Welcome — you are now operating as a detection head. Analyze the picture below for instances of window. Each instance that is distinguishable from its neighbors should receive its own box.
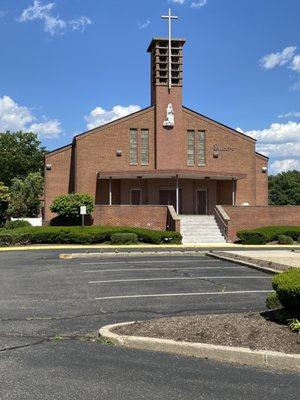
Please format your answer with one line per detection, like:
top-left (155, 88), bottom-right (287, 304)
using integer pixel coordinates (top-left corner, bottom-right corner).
top-left (141, 129), bottom-right (149, 166)
top-left (198, 130), bottom-right (206, 166)
top-left (130, 129), bottom-right (138, 165)
top-left (131, 189), bottom-right (142, 205)
top-left (187, 130), bottom-right (195, 166)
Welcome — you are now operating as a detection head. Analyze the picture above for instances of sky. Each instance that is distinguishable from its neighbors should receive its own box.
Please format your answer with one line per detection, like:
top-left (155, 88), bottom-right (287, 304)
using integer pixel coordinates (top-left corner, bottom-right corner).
top-left (0, 0), bottom-right (299, 174)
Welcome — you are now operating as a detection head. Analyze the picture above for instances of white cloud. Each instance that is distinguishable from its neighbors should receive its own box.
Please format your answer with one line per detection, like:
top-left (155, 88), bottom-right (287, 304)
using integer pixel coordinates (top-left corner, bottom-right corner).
top-left (290, 80), bottom-right (300, 91)
top-left (169, 0), bottom-right (186, 4)
top-left (235, 127), bottom-right (244, 133)
top-left (244, 121), bottom-right (300, 144)
top-left (291, 54), bottom-right (300, 73)
top-left (19, 1), bottom-right (91, 36)
top-left (278, 111), bottom-right (300, 118)
top-left (191, 0), bottom-right (207, 9)
top-left (138, 20), bottom-right (151, 30)
top-left (260, 46), bottom-right (297, 70)
top-left (168, 0), bottom-right (207, 7)
top-left (0, 95), bottom-right (62, 138)
top-left (270, 159), bottom-right (300, 174)
top-left (30, 119), bottom-right (61, 138)
top-left (256, 142), bottom-right (300, 159)
top-left (240, 120), bottom-right (300, 173)
top-left (85, 105), bottom-right (141, 130)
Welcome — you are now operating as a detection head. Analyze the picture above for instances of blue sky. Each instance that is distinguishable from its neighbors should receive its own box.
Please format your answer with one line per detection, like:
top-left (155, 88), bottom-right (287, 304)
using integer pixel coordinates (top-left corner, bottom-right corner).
top-left (0, 0), bottom-right (299, 174)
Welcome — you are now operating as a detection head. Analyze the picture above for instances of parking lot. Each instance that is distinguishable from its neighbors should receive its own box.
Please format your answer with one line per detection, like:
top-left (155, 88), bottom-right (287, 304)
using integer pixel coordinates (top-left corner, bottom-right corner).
top-left (0, 250), bottom-right (299, 400)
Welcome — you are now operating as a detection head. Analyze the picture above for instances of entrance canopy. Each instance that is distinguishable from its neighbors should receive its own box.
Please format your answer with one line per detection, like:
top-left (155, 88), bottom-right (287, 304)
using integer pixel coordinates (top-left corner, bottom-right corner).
top-left (97, 170), bottom-right (246, 180)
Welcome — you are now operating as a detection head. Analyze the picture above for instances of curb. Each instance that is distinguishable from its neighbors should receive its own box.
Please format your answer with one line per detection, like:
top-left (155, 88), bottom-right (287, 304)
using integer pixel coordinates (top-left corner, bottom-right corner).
top-left (59, 250), bottom-right (206, 259)
top-left (1, 244), bottom-right (300, 253)
top-left (99, 322), bottom-right (300, 372)
top-left (206, 252), bottom-right (281, 274)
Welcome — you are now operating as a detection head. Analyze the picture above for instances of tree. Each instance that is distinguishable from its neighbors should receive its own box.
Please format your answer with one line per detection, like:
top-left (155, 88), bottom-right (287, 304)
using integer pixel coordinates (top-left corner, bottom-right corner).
top-left (0, 182), bottom-right (10, 202)
top-left (0, 131), bottom-right (46, 187)
top-left (6, 173), bottom-right (44, 218)
top-left (50, 193), bottom-right (95, 218)
top-left (269, 170), bottom-right (300, 205)
top-left (0, 182), bottom-right (10, 226)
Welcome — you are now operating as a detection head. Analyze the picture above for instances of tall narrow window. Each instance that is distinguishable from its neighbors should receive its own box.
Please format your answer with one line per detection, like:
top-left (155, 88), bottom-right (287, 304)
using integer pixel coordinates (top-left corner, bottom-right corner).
top-left (198, 130), bottom-right (206, 166)
top-left (141, 129), bottom-right (149, 166)
top-left (187, 130), bottom-right (195, 166)
top-left (130, 129), bottom-right (138, 165)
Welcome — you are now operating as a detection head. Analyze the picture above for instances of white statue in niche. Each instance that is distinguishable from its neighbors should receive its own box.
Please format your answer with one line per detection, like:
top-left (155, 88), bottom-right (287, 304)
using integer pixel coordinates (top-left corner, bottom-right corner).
top-left (163, 103), bottom-right (175, 127)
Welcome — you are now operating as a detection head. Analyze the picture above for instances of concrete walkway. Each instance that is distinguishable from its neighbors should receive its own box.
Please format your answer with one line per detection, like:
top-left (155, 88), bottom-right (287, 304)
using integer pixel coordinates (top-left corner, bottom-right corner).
top-left (225, 250), bottom-right (300, 269)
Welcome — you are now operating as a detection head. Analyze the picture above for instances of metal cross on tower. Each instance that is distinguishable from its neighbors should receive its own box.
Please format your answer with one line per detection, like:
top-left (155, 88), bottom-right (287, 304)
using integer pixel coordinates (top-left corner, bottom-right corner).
top-left (161, 9), bottom-right (178, 90)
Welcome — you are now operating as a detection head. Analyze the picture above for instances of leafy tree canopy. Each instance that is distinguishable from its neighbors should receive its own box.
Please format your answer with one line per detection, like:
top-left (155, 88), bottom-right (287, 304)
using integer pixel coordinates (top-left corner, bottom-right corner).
top-left (269, 170), bottom-right (300, 205)
top-left (50, 193), bottom-right (95, 218)
top-left (6, 173), bottom-right (44, 218)
top-left (0, 182), bottom-right (10, 202)
top-left (0, 131), bottom-right (46, 187)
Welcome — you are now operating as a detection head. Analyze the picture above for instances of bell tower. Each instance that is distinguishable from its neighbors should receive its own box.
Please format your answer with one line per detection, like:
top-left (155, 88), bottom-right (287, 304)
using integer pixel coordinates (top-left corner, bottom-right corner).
top-left (147, 37), bottom-right (185, 106)
top-left (147, 10), bottom-right (186, 170)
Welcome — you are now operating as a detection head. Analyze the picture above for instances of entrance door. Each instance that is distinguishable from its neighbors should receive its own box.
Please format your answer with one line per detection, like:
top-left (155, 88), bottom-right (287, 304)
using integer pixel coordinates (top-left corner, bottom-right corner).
top-left (159, 189), bottom-right (182, 213)
top-left (196, 189), bottom-right (208, 214)
top-left (130, 189), bottom-right (142, 205)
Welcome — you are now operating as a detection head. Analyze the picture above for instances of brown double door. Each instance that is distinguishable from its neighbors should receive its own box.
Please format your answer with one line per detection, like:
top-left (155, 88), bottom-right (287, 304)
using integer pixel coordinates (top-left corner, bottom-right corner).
top-left (159, 189), bottom-right (182, 213)
top-left (196, 189), bottom-right (208, 214)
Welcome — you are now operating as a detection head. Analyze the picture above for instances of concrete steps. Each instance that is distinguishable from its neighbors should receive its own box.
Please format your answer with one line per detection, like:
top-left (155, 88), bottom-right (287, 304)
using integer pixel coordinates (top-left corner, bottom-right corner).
top-left (180, 215), bottom-right (226, 244)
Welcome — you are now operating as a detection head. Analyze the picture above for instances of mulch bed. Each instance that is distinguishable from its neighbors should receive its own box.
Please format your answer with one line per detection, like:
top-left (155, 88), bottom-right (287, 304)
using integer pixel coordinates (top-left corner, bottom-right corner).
top-left (113, 311), bottom-right (300, 354)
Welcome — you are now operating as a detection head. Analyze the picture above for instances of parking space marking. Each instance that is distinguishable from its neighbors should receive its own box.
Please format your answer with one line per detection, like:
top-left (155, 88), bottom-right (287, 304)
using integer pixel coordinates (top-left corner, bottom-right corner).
top-left (83, 266), bottom-right (247, 273)
top-left (94, 290), bottom-right (273, 300)
top-left (80, 259), bottom-right (219, 266)
top-left (89, 275), bottom-right (268, 284)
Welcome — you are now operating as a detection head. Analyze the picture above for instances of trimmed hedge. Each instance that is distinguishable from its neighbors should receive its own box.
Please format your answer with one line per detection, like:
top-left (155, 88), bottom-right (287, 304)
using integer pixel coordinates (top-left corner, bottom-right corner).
top-left (266, 292), bottom-right (282, 310)
top-left (4, 220), bottom-right (31, 229)
top-left (111, 233), bottom-right (138, 244)
top-left (237, 226), bottom-right (300, 245)
top-left (278, 235), bottom-right (293, 245)
top-left (0, 226), bottom-right (182, 246)
top-left (272, 268), bottom-right (300, 314)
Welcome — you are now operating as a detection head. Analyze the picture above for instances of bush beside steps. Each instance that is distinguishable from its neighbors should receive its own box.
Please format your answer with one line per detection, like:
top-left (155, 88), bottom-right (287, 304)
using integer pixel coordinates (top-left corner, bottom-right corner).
top-left (237, 226), bottom-right (300, 245)
top-left (0, 226), bottom-right (182, 246)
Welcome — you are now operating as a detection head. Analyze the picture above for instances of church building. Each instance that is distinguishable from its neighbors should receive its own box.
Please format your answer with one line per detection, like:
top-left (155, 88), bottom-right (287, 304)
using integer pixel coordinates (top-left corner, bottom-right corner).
top-left (44, 12), bottom-right (270, 242)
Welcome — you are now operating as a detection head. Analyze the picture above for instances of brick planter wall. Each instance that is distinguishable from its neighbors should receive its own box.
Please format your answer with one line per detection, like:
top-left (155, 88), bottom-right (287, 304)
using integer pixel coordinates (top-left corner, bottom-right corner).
top-left (221, 206), bottom-right (300, 242)
top-left (93, 205), bottom-right (169, 231)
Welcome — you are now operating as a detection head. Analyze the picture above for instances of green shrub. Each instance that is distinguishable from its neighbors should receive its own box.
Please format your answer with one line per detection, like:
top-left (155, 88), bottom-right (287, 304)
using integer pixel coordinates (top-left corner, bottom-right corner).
top-left (277, 235), bottom-right (293, 245)
top-left (272, 268), bottom-right (300, 314)
top-left (111, 233), bottom-right (138, 244)
top-left (237, 226), bottom-right (300, 244)
top-left (12, 233), bottom-right (33, 245)
top-left (236, 230), bottom-right (269, 245)
top-left (50, 193), bottom-right (95, 219)
top-left (0, 226), bottom-right (182, 246)
top-left (0, 233), bottom-right (13, 246)
top-left (288, 318), bottom-right (300, 333)
top-left (297, 236), bottom-right (300, 243)
top-left (266, 292), bottom-right (282, 310)
top-left (4, 220), bottom-right (32, 229)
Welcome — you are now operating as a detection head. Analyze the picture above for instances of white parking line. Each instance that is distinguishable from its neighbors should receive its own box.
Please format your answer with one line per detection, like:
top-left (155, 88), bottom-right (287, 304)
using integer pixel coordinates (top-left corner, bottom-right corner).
top-left (80, 259), bottom-right (219, 266)
top-left (94, 290), bottom-right (273, 300)
top-left (89, 275), bottom-right (269, 284)
top-left (83, 266), bottom-right (247, 273)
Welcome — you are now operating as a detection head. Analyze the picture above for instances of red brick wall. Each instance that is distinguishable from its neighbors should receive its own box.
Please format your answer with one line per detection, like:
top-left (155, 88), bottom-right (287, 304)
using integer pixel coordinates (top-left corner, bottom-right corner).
top-left (93, 205), bottom-right (168, 231)
top-left (223, 206), bottom-right (300, 241)
top-left (76, 107), bottom-right (155, 196)
top-left (255, 154), bottom-right (268, 205)
top-left (44, 146), bottom-right (72, 221)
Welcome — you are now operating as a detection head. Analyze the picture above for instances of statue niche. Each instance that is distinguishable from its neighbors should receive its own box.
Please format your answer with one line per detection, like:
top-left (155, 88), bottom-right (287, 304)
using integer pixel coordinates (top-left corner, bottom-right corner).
top-left (163, 103), bottom-right (175, 128)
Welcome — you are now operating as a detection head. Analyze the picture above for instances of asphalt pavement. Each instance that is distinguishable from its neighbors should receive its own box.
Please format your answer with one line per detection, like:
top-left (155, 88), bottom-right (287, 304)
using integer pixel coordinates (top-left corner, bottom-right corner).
top-left (0, 250), bottom-right (299, 399)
